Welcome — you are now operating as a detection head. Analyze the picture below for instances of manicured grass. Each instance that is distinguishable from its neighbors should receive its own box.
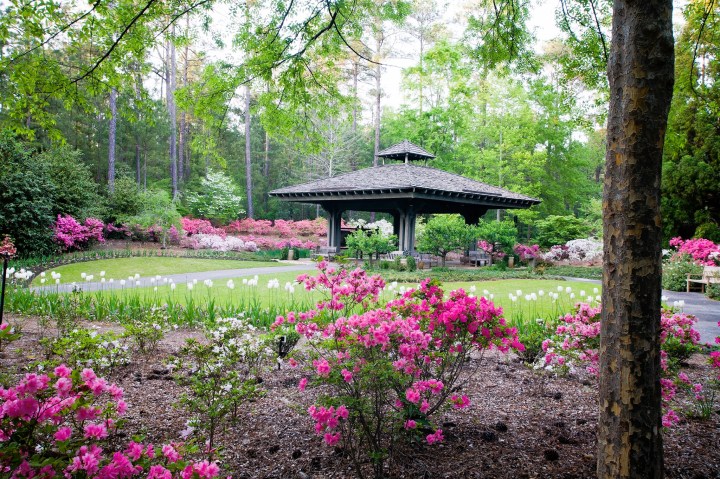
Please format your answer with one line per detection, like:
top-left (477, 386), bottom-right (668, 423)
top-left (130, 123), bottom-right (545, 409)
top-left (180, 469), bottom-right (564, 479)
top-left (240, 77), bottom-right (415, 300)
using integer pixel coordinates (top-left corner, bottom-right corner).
top-left (91, 272), bottom-right (597, 323)
top-left (32, 257), bottom-right (284, 285)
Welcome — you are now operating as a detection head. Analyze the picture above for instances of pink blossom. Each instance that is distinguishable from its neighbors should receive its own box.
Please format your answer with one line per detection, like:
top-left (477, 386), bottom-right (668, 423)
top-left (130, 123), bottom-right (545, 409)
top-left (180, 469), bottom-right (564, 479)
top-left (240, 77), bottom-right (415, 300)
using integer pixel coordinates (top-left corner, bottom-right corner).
top-left (404, 420), bottom-right (417, 430)
top-left (313, 359), bottom-right (331, 377)
top-left (336, 405), bottom-right (349, 420)
top-left (341, 369), bottom-right (353, 383)
top-left (298, 378), bottom-right (308, 391)
top-left (162, 444), bottom-right (181, 463)
top-left (54, 364), bottom-right (72, 378)
top-left (147, 465), bottom-right (173, 479)
top-left (405, 388), bottom-right (420, 404)
top-left (426, 429), bottom-right (444, 444)
top-left (83, 422), bottom-right (108, 439)
top-left (323, 432), bottom-right (341, 446)
top-left (54, 426), bottom-right (72, 442)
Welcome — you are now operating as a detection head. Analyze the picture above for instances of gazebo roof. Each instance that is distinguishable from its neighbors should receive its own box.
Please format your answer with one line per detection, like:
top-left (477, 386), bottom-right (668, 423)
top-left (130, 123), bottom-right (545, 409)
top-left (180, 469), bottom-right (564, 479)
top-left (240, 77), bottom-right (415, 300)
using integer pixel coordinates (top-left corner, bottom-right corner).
top-left (377, 140), bottom-right (435, 161)
top-left (269, 163), bottom-right (540, 211)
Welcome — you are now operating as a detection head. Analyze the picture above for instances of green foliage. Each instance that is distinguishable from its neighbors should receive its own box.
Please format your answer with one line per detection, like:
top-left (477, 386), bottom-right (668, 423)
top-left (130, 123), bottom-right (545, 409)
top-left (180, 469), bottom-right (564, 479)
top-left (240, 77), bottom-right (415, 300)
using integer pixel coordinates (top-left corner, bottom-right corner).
top-left (38, 329), bottom-right (130, 375)
top-left (37, 146), bottom-right (106, 220)
top-left (534, 215), bottom-right (592, 248)
top-left (0, 133), bottom-right (56, 257)
top-left (185, 169), bottom-right (244, 224)
top-left (694, 223), bottom-right (720, 244)
top-left (706, 283), bottom-right (720, 301)
top-left (662, 255), bottom-right (703, 291)
top-left (122, 307), bottom-right (167, 354)
top-left (118, 189), bottom-right (181, 246)
top-left (662, 1), bottom-right (720, 240)
top-left (417, 215), bottom-right (477, 266)
top-left (345, 230), bottom-right (397, 263)
top-left (106, 176), bottom-right (144, 223)
top-left (475, 219), bottom-right (518, 253)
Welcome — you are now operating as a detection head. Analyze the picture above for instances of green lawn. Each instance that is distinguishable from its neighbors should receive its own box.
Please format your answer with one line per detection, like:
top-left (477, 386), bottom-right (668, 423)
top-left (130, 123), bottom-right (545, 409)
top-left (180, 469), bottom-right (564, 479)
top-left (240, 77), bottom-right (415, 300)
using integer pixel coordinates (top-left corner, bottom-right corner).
top-left (90, 271), bottom-right (597, 324)
top-left (33, 257), bottom-right (284, 286)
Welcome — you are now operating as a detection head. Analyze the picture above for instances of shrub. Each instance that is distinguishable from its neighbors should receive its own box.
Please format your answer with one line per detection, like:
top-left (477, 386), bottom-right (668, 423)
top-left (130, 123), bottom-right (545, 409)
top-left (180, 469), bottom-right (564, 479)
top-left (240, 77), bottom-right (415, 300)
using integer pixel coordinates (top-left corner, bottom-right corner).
top-left (53, 215), bottom-right (106, 251)
top-left (274, 264), bottom-right (523, 478)
top-left (38, 329), bottom-right (130, 375)
top-left (668, 237), bottom-right (720, 266)
top-left (706, 283), bottom-right (720, 301)
top-left (535, 215), bottom-right (592, 248)
top-left (0, 134), bottom-right (56, 257)
top-left (172, 316), bottom-right (270, 456)
top-left (0, 363), bottom-right (221, 478)
top-left (475, 219), bottom-right (518, 254)
top-left (417, 215), bottom-right (477, 266)
top-left (662, 254), bottom-right (703, 291)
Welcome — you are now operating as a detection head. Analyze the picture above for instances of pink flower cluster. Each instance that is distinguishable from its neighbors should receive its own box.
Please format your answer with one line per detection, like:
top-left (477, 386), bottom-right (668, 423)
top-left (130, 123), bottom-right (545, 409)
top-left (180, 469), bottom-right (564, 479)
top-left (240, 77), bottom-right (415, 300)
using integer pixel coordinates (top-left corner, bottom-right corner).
top-left (0, 236), bottom-right (16, 258)
top-left (53, 215), bottom-right (105, 251)
top-left (308, 405), bottom-right (348, 446)
top-left (181, 217), bottom-right (226, 237)
top-left (514, 244), bottom-right (540, 261)
top-left (669, 237), bottom-right (720, 266)
top-left (225, 218), bottom-right (327, 237)
top-left (710, 321), bottom-right (720, 381)
top-left (0, 364), bottom-right (222, 478)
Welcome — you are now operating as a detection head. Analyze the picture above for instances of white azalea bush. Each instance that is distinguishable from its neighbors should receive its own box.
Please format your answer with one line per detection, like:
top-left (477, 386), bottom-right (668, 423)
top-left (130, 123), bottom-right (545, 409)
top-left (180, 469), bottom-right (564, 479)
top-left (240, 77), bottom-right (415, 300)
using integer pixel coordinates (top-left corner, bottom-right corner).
top-left (542, 237), bottom-right (603, 265)
top-left (185, 233), bottom-right (259, 252)
top-left (170, 315), bottom-right (275, 456)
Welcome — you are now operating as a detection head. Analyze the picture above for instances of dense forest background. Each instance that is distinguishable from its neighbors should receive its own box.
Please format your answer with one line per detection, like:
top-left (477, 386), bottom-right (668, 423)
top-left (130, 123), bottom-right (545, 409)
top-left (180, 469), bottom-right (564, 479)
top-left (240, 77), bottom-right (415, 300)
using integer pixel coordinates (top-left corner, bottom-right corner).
top-left (0, 0), bottom-right (717, 246)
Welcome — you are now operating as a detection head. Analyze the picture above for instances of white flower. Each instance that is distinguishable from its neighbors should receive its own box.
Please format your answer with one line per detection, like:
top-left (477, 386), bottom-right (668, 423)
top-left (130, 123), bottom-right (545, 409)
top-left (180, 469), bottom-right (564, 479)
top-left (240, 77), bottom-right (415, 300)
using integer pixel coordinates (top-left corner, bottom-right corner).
top-left (40, 278), bottom-right (46, 284)
top-left (580, 290), bottom-right (586, 297)
top-left (227, 280), bottom-right (235, 289)
top-left (120, 279), bottom-right (126, 286)
top-left (134, 273), bottom-right (140, 280)
top-left (204, 279), bottom-right (213, 288)
top-left (56, 279), bottom-right (60, 284)
top-left (557, 286), bottom-right (563, 292)
top-left (570, 293), bottom-right (575, 299)
top-left (101, 278), bottom-right (106, 283)
top-left (171, 283), bottom-right (177, 291)
top-left (100, 271), bottom-right (105, 277)
top-left (40, 272), bottom-right (46, 278)
top-left (593, 288), bottom-right (599, 294)
top-left (469, 285), bottom-right (476, 293)
top-left (193, 279), bottom-right (198, 285)
top-left (242, 278), bottom-right (248, 285)
top-left (81, 273), bottom-right (87, 279)
top-left (565, 287), bottom-right (572, 293)
top-left (538, 289), bottom-right (545, 296)
top-left (153, 287), bottom-right (158, 292)
top-left (661, 295), bottom-right (668, 302)
top-left (187, 283), bottom-right (194, 291)
top-left (516, 290), bottom-right (522, 296)
top-left (85, 275), bottom-right (93, 282)
top-left (595, 295), bottom-right (601, 301)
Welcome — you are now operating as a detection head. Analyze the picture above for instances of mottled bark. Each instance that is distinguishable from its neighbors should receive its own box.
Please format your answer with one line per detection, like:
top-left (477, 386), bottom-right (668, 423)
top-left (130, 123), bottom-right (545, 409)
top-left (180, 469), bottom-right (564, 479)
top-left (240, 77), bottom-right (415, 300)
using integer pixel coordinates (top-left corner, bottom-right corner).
top-left (245, 86), bottom-right (254, 219)
top-left (108, 87), bottom-right (117, 193)
top-left (597, 0), bottom-right (674, 478)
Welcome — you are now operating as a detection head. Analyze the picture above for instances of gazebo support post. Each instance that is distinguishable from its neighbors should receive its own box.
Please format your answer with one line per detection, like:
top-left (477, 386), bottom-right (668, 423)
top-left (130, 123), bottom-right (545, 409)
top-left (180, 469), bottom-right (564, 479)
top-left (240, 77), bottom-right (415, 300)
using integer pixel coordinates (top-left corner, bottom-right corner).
top-left (462, 212), bottom-right (482, 253)
top-left (402, 206), bottom-right (417, 254)
top-left (326, 208), bottom-right (344, 251)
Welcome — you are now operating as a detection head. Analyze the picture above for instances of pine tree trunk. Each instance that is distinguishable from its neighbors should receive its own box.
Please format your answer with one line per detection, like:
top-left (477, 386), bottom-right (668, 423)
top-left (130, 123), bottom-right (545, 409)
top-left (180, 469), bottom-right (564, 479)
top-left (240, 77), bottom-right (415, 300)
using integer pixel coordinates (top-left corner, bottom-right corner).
top-left (108, 87), bottom-right (118, 193)
top-left (134, 73), bottom-right (142, 186)
top-left (178, 19), bottom-right (189, 184)
top-left (167, 32), bottom-right (178, 200)
top-left (245, 86), bottom-right (254, 219)
top-left (597, 0), bottom-right (674, 477)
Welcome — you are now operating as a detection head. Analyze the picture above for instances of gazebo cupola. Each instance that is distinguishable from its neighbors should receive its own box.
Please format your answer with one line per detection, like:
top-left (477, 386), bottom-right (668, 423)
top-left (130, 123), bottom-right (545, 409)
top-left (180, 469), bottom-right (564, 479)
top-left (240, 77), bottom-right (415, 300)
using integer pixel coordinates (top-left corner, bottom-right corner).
top-left (377, 140), bottom-right (435, 164)
top-left (269, 140), bottom-right (540, 253)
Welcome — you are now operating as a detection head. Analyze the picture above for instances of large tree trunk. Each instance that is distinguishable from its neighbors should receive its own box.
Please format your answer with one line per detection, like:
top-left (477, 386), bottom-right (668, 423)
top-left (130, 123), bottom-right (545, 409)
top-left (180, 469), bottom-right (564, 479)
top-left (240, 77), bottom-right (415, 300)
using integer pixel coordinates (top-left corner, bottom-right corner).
top-left (167, 31), bottom-right (178, 200)
top-left (134, 73), bottom-right (143, 186)
top-left (108, 87), bottom-right (118, 193)
top-left (244, 85), bottom-right (254, 218)
top-left (178, 18), bottom-right (189, 184)
top-left (597, 0), bottom-right (674, 478)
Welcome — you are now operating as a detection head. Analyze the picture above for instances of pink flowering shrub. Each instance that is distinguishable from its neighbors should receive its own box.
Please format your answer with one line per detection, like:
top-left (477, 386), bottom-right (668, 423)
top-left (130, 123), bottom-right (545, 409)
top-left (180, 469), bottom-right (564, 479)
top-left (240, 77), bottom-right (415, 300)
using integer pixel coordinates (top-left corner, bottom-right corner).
top-left (514, 244), bottom-right (540, 262)
top-left (710, 321), bottom-right (720, 381)
top-left (0, 364), bottom-right (221, 478)
top-left (53, 215), bottom-right (106, 251)
top-left (181, 218), bottom-right (226, 238)
top-left (540, 303), bottom-right (706, 427)
top-left (274, 263), bottom-right (523, 478)
top-left (225, 218), bottom-right (327, 237)
top-left (669, 237), bottom-right (720, 266)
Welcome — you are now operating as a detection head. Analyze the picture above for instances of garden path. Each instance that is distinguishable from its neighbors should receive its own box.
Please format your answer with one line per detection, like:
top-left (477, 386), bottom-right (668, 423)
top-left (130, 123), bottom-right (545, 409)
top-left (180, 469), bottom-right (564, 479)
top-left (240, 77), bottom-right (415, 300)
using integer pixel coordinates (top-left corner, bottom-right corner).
top-left (563, 277), bottom-right (720, 345)
top-left (32, 262), bottom-right (316, 294)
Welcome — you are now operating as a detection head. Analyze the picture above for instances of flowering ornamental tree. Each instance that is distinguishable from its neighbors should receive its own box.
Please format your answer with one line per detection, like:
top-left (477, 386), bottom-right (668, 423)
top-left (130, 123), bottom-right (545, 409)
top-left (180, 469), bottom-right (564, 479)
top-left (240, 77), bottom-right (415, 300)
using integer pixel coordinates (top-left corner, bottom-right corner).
top-left (540, 303), bottom-right (705, 427)
top-left (274, 263), bottom-right (523, 478)
top-left (668, 237), bottom-right (720, 266)
top-left (53, 215), bottom-right (105, 251)
top-left (0, 364), bottom-right (221, 478)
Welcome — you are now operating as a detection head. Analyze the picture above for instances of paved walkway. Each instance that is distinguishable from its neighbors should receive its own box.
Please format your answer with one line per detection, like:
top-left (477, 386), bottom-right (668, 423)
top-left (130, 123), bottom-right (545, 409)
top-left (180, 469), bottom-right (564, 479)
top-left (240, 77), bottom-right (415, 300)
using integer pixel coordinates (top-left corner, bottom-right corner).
top-left (33, 263), bottom-right (316, 294)
top-left (563, 277), bottom-right (719, 345)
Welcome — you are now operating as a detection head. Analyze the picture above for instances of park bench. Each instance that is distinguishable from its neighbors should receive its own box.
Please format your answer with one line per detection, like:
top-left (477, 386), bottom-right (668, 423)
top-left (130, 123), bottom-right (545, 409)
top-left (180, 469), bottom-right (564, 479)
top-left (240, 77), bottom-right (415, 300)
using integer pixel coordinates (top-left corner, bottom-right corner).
top-left (468, 250), bottom-right (491, 267)
top-left (686, 265), bottom-right (720, 292)
top-left (311, 246), bottom-right (337, 261)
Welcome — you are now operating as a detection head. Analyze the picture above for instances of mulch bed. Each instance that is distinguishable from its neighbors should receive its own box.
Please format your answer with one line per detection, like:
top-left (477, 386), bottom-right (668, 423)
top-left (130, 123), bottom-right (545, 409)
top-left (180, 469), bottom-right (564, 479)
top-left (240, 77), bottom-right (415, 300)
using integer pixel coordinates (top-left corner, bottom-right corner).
top-left (2, 315), bottom-right (719, 479)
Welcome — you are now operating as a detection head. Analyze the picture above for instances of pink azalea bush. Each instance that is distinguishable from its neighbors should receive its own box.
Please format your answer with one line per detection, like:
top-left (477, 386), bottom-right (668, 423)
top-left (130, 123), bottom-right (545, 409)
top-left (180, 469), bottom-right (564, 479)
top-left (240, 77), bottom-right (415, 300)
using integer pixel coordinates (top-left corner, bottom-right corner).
top-left (539, 303), bottom-right (707, 427)
top-left (180, 218), bottom-right (226, 238)
top-left (53, 215), bottom-right (105, 251)
top-left (514, 244), bottom-right (540, 262)
top-left (274, 262), bottom-right (523, 478)
top-left (225, 218), bottom-right (327, 237)
top-left (668, 237), bottom-right (720, 266)
top-left (0, 364), bottom-right (222, 478)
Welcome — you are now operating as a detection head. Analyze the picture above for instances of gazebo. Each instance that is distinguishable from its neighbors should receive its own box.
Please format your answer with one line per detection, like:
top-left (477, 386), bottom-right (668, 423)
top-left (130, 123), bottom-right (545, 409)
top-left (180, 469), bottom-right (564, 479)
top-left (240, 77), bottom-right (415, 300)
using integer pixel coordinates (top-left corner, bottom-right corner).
top-left (269, 140), bottom-right (540, 253)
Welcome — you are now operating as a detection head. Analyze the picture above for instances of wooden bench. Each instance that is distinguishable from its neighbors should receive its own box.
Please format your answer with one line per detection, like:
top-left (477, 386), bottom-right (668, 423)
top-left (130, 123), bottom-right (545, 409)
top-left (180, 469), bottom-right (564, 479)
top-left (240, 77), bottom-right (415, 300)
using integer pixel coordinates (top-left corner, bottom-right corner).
top-left (311, 246), bottom-right (337, 261)
top-left (469, 250), bottom-right (491, 267)
top-left (686, 266), bottom-right (720, 292)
